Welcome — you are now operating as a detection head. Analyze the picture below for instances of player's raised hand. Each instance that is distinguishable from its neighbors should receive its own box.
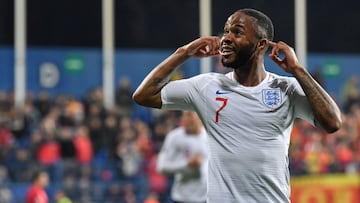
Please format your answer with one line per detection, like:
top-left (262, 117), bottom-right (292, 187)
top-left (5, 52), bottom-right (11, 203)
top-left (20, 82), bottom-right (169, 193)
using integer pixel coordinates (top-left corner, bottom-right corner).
top-left (268, 41), bottom-right (305, 75)
top-left (182, 36), bottom-right (221, 58)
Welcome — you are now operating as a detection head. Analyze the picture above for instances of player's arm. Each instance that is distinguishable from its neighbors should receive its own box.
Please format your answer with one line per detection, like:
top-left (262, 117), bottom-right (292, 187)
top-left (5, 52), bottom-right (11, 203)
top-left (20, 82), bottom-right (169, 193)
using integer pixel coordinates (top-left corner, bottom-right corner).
top-left (157, 150), bottom-right (190, 175)
top-left (156, 135), bottom-right (189, 175)
top-left (133, 36), bottom-right (220, 108)
top-left (268, 41), bottom-right (342, 133)
top-left (157, 154), bottom-right (202, 176)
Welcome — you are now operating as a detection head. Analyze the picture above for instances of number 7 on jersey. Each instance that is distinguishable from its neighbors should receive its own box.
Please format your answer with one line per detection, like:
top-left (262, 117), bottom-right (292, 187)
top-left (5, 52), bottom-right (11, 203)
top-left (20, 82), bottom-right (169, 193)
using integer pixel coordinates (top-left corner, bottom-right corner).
top-left (215, 97), bottom-right (228, 123)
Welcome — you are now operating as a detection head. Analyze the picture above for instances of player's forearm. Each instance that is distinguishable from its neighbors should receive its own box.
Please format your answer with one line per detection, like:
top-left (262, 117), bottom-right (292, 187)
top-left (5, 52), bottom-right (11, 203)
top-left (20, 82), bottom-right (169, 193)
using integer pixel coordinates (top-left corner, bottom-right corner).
top-left (157, 154), bottom-right (188, 175)
top-left (133, 47), bottom-right (190, 108)
top-left (293, 67), bottom-right (342, 133)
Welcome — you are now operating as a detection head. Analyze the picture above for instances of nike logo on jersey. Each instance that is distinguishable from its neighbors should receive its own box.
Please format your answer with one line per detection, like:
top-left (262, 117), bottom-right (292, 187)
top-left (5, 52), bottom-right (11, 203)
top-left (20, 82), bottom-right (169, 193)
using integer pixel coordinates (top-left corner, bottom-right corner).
top-left (216, 90), bottom-right (231, 95)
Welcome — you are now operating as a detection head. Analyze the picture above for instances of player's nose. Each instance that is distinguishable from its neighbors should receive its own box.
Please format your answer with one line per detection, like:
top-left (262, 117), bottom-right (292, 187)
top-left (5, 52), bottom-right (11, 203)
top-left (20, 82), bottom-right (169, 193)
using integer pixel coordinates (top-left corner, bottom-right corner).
top-left (221, 33), bottom-right (233, 46)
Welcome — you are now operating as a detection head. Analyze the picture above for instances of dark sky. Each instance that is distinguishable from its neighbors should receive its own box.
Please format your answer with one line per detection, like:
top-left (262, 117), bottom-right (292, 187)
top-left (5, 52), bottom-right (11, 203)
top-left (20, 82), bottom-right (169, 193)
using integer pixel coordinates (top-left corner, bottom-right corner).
top-left (1, 0), bottom-right (359, 53)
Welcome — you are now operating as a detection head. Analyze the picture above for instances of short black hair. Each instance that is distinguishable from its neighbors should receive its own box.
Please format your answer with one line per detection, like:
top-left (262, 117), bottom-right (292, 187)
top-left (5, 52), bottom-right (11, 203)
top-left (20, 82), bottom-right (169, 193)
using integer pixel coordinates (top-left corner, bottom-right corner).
top-left (237, 8), bottom-right (274, 41)
top-left (31, 170), bottom-right (47, 182)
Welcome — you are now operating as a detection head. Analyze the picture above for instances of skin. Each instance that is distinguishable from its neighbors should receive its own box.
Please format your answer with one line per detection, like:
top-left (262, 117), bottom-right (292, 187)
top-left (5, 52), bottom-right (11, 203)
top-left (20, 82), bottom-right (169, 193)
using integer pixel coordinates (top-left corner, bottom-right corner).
top-left (133, 11), bottom-right (342, 133)
top-left (182, 111), bottom-right (202, 135)
top-left (35, 172), bottom-right (49, 188)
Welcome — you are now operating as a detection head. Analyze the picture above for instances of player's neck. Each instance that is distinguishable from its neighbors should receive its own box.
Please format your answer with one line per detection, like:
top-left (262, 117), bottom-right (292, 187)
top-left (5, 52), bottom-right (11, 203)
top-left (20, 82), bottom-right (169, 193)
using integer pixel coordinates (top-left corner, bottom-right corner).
top-left (233, 62), bottom-right (266, 87)
top-left (34, 182), bottom-right (45, 188)
top-left (186, 126), bottom-right (202, 136)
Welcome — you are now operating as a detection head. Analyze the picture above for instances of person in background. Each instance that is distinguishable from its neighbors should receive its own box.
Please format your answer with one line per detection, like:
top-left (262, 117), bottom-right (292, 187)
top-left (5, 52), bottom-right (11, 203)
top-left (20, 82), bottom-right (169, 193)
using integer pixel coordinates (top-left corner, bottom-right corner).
top-left (157, 111), bottom-right (208, 203)
top-left (26, 170), bottom-right (49, 203)
top-left (115, 77), bottom-right (134, 117)
top-left (55, 190), bottom-right (72, 203)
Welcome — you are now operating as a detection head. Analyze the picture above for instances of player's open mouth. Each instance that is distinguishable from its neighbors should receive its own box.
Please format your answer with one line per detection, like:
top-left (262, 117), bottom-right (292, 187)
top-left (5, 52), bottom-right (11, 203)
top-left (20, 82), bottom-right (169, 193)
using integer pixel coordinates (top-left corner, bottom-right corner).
top-left (220, 46), bottom-right (235, 56)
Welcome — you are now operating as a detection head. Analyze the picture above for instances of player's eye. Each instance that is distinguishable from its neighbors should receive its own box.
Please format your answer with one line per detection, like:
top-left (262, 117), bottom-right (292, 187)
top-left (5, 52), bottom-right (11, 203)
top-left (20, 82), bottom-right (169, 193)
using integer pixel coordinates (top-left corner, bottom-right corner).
top-left (234, 29), bottom-right (243, 36)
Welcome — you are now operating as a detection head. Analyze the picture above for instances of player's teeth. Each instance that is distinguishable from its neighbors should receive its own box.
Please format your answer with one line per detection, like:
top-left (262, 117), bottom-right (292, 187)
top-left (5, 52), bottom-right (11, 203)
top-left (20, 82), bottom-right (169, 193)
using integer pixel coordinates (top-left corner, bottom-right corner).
top-left (222, 48), bottom-right (232, 52)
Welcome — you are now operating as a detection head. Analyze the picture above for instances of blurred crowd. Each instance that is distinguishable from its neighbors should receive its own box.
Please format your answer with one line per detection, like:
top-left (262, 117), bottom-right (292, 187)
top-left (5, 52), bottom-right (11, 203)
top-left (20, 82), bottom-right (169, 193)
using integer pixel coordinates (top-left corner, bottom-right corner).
top-left (0, 76), bottom-right (359, 203)
top-left (290, 75), bottom-right (360, 175)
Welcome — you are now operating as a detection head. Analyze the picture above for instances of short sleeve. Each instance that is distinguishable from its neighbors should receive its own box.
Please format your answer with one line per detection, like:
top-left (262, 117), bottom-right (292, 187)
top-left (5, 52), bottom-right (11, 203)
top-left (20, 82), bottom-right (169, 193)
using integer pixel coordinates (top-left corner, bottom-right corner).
top-left (291, 79), bottom-right (315, 126)
top-left (161, 75), bottom-right (205, 110)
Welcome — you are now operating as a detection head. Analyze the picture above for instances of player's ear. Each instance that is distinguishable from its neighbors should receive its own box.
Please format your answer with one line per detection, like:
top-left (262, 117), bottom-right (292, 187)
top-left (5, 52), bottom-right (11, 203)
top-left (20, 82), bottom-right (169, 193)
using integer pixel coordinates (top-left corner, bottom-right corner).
top-left (258, 38), bottom-right (268, 49)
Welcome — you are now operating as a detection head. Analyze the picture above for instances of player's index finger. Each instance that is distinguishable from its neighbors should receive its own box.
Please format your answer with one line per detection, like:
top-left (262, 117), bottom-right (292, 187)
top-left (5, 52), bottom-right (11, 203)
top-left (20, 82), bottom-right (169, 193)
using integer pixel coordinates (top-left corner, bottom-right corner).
top-left (267, 41), bottom-right (277, 47)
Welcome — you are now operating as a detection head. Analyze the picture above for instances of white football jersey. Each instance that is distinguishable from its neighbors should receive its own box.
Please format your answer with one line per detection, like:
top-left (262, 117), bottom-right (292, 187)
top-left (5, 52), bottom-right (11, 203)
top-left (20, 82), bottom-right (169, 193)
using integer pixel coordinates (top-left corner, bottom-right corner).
top-left (161, 71), bottom-right (314, 203)
top-left (157, 127), bottom-right (208, 202)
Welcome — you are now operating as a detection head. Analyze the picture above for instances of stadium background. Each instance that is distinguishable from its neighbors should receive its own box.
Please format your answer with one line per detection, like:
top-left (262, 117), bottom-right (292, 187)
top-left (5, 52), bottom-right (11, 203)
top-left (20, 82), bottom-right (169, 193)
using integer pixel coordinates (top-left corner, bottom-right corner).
top-left (0, 0), bottom-right (360, 202)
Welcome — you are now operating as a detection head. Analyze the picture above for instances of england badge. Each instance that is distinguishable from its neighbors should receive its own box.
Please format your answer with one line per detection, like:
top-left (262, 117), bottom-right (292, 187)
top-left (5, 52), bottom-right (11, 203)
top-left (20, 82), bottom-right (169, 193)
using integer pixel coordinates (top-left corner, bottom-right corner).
top-left (262, 89), bottom-right (282, 108)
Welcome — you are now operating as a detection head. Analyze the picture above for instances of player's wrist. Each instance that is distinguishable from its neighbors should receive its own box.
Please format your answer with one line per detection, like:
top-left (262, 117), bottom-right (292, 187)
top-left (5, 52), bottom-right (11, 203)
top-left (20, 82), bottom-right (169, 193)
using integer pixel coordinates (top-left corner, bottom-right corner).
top-left (291, 65), bottom-right (308, 77)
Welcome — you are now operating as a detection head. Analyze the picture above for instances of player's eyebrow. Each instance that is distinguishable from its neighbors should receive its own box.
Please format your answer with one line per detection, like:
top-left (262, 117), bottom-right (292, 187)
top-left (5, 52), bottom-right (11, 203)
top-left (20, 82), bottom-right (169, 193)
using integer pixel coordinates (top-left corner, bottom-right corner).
top-left (234, 23), bottom-right (246, 29)
top-left (224, 23), bottom-right (246, 29)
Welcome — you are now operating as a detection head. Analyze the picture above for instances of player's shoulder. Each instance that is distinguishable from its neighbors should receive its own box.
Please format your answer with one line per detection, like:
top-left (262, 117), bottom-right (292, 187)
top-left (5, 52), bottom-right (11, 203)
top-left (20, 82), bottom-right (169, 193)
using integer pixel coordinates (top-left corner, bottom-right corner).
top-left (184, 72), bottom-right (232, 90)
top-left (267, 72), bottom-right (295, 81)
top-left (266, 72), bottom-right (298, 88)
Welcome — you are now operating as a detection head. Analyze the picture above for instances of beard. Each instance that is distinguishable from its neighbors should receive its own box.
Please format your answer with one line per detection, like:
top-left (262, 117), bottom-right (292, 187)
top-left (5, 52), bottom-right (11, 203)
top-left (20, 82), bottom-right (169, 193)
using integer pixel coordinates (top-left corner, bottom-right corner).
top-left (221, 44), bottom-right (256, 69)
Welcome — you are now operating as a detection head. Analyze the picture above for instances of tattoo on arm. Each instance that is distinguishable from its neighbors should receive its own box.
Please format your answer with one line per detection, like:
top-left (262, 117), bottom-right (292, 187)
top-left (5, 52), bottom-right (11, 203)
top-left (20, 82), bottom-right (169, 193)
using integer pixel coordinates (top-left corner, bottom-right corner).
top-left (151, 77), bottom-right (170, 94)
top-left (151, 78), bottom-right (163, 87)
top-left (296, 70), bottom-right (340, 131)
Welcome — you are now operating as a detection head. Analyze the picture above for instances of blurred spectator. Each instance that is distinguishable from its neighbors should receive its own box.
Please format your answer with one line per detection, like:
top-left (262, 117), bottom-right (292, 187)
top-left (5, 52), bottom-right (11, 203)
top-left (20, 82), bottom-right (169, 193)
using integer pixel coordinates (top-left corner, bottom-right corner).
top-left (36, 123), bottom-right (60, 166)
top-left (335, 141), bottom-right (354, 172)
top-left (103, 114), bottom-right (119, 157)
top-left (119, 116), bottom-right (132, 131)
top-left (151, 121), bottom-right (168, 154)
top-left (85, 87), bottom-right (104, 107)
top-left (36, 118), bottom-right (61, 181)
top-left (303, 130), bottom-right (332, 174)
top-left (0, 91), bottom-right (11, 111)
top-left (87, 116), bottom-right (104, 155)
top-left (8, 148), bottom-right (36, 182)
top-left (116, 127), bottom-right (143, 178)
top-left (146, 154), bottom-right (168, 200)
top-left (24, 96), bottom-right (41, 131)
top-left (0, 185), bottom-right (12, 203)
top-left (0, 121), bottom-right (13, 161)
top-left (73, 126), bottom-right (93, 164)
top-left (9, 106), bottom-right (29, 140)
top-left (57, 96), bottom-right (84, 127)
top-left (58, 127), bottom-right (76, 159)
top-left (0, 165), bottom-right (10, 184)
top-left (77, 174), bottom-right (92, 202)
top-left (29, 129), bottom-right (43, 159)
top-left (56, 96), bottom-right (73, 127)
top-left (123, 183), bottom-right (137, 203)
top-left (26, 170), bottom-right (49, 203)
top-left (340, 76), bottom-right (360, 113)
top-left (35, 91), bottom-right (53, 118)
top-left (62, 175), bottom-right (78, 201)
top-left (54, 190), bottom-right (72, 203)
top-left (134, 119), bottom-right (153, 160)
top-left (105, 183), bottom-right (122, 203)
top-left (143, 192), bottom-right (160, 203)
top-left (66, 97), bottom-right (84, 126)
top-left (115, 77), bottom-right (133, 117)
